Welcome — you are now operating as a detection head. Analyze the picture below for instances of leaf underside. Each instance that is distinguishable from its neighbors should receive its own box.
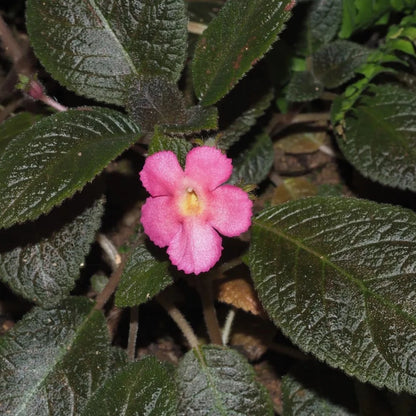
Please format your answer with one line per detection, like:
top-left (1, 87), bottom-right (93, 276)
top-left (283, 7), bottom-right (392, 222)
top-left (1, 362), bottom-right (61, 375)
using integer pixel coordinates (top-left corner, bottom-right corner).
top-left (249, 197), bottom-right (416, 395)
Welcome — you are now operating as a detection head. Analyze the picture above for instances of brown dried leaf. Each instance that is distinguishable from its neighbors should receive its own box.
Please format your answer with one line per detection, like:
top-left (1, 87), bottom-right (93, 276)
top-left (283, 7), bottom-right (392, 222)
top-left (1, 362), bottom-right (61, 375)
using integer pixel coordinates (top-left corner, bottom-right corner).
top-left (272, 177), bottom-right (318, 205)
top-left (276, 132), bottom-right (326, 154)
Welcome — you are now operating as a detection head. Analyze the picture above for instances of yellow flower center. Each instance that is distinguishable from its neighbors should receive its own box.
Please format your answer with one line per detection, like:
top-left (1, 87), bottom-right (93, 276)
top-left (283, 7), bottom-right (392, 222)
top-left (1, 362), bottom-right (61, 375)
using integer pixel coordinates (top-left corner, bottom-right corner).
top-left (180, 187), bottom-right (204, 216)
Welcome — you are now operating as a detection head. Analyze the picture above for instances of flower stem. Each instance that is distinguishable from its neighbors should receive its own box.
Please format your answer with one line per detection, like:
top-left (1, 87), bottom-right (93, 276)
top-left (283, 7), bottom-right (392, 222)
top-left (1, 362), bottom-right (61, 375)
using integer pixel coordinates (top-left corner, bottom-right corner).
top-left (127, 306), bottom-right (139, 361)
top-left (222, 308), bottom-right (236, 345)
top-left (198, 274), bottom-right (223, 345)
top-left (157, 293), bottom-right (199, 349)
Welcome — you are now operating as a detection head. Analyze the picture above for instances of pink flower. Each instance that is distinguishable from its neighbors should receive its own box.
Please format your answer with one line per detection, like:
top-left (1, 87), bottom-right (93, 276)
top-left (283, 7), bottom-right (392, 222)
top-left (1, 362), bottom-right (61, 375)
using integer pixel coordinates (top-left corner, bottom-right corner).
top-left (140, 146), bottom-right (253, 275)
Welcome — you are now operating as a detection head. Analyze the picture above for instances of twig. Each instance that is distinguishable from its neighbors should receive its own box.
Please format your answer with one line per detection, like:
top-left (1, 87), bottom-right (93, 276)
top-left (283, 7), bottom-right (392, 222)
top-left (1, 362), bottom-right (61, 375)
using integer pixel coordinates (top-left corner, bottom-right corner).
top-left (222, 308), bottom-right (236, 345)
top-left (127, 306), bottom-right (139, 361)
top-left (0, 97), bottom-right (24, 123)
top-left (188, 21), bottom-right (207, 35)
top-left (97, 233), bottom-right (122, 270)
top-left (93, 253), bottom-right (128, 311)
top-left (0, 14), bottom-right (24, 63)
top-left (197, 274), bottom-right (223, 345)
top-left (157, 293), bottom-right (199, 349)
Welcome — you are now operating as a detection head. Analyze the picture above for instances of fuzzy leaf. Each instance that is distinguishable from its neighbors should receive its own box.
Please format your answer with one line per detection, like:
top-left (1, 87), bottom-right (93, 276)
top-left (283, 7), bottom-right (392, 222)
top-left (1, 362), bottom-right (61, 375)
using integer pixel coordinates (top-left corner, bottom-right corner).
top-left (165, 105), bottom-right (219, 134)
top-left (81, 357), bottom-right (177, 416)
top-left (338, 84), bottom-right (416, 191)
top-left (229, 133), bottom-right (274, 184)
top-left (148, 129), bottom-right (193, 168)
top-left (312, 40), bottom-right (370, 88)
top-left (0, 198), bottom-right (104, 307)
top-left (176, 345), bottom-right (273, 415)
top-left (0, 297), bottom-right (115, 416)
top-left (308, 0), bottom-right (343, 47)
top-left (0, 108), bottom-right (140, 228)
top-left (26, 0), bottom-right (187, 105)
top-left (218, 90), bottom-right (274, 151)
top-left (249, 197), bottom-right (416, 394)
top-left (126, 77), bottom-right (187, 133)
top-left (192, 0), bottom-right (291, 105)
top-left (115, 244), bottom-right (173, 307)
top-left (282, 363), bottom-right (358, 416)
top-left (0, 112), bottom-right (43, 153)
top-left (286, 71), bottom-right (323, 102)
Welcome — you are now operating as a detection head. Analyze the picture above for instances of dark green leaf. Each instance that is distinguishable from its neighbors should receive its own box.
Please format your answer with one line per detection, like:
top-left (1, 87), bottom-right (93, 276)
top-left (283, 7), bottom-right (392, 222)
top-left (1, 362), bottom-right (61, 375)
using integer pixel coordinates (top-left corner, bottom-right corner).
top-left (81, 357), bottom-right (177, 416)
top-left (192, 0), bottom-right (292, 105)
top-left (218, 90), bottom-right (274, 151)
top-left (165, 105), bottom-right (219, 134)
top-left (26, 0), bottom-right (187, 105)
top-left (0, 198), bottom-right (104, 307)
top-left (0, 112), bottom-right (43, 153)
top-left (176, 345), bottom-right (273, 415)
top-left (187, 0), bottom-right (222, 25)
top-left (115, 244), bottom-right (173, 307)
top-left (0, 107), bottom-right (140, 228)
top-left (312, 40), bottom-right (370, 88)
top-left (0, 297), bottom-right (114, 416)
top-left (229, 133), bottom-right (274, 184)
top-left (338, 84), bottom-right (416, 191)
top-left (126, 77), bottom-right (187, 133)
top-left (249, 197), bottom-right (416, 394)
top-left (148, 129), bottom-right (193, 168)
top-left (282, 363), bottom-right (358, 416)
top-left (286, 71), bottom-right (323, 102)
top-left (308, 0), bottom-right (343, 47)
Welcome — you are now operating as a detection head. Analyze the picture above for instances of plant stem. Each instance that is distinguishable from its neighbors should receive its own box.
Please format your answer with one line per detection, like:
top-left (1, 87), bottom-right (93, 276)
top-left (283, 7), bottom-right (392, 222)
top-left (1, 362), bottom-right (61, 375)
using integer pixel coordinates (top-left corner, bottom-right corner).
top-left (0, 14), bottom-right (24, 63)
top-left (157, 293), bottom-right (199, 349)
top-left (127, 306), bottom-right (139, 361)
top-left (39, 93), bottom-right (68, 112)
top-left (198, 274), bottom-right (223, 345)
top-left (222, 308), bottom-right (236, 345)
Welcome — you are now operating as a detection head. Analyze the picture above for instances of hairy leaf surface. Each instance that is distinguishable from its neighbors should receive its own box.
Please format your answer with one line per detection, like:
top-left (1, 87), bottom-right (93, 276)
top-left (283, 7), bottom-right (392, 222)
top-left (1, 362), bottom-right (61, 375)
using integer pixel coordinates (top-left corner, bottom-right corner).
top-left (249, 197), bottom-right (416, 394)
top-left (0, 297), bottom-right (114, 416)
top-left (229, 133), bottom-right (274, 185)
top-left (0, 108), bottom-right (140, 228)
top-left (339, 84), bottom-right (416, 191)
top-left (176, 345), bottom-right (273, 415)
top-left (192, 0), bottom-right (291, 105)
top-left (81, 358), bottom-right (177, 415)
top-left (26, 0), bottom-right (187, 105)
top-left (0, 199), bottom-right (104, 307)
top-left (115, 244), bottom-right (173, 307)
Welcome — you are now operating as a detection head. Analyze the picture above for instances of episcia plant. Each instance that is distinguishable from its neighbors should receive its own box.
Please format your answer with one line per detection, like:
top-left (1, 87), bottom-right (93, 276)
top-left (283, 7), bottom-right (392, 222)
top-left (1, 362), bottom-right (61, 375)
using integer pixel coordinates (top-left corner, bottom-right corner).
top-left (1, 0), bottom-right (416, 414)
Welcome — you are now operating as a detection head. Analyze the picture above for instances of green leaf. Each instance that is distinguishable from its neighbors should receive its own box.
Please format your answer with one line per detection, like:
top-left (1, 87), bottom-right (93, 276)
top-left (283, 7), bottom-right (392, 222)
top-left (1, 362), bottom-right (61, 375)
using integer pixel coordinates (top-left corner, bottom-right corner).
top-left (176, 345), bottom-right (273, 415)
top-left (192, 0), bottom-right (292, 106)
top-left (217, 90), bottom-right (274, 151)
top-left (0, 198), bottom-right (104, 307)
top-left (0, 297), bottom-right (114, 416)
top-left (26, 0), bottom-right (187, 105)
top-left (81, 357), bottom-right (177, 416)
top-left (308, 0), bottom-right (343, 47)
top-left (115, 244), bottom-right (173, 307)
top-left (339, 0), bottom-right (391, 38)
top-left (187, 0), bottom-right (222, 25)
top-left (0, 112), bottom-right (43, 154)
top-left (286, 71), bottom-right (323, 102)
top-left (126, 77), bottom-right (187, 133)
top-left (229, 133), bottom-right (274, 185)
top-left (249, 196), bottom-right (416, 394)
top-left (312, 40), bottom-right (370, 89)
top-left (165, 105), bottom-right (219, 134)
top-left (338, 84), bottom-right (416, 191)
top-left (282, 363), bottom-right (358, 416)
top-left (148, 129), bottom-right (193, 168)
top-left (0, 107), bottom-right (140, 228)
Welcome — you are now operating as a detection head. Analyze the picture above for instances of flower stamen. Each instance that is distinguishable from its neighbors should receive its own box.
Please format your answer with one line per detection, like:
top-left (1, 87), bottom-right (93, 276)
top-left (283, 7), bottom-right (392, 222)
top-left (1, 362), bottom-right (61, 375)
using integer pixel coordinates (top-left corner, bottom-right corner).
top-left (181, 187), bottom-right (203, 216)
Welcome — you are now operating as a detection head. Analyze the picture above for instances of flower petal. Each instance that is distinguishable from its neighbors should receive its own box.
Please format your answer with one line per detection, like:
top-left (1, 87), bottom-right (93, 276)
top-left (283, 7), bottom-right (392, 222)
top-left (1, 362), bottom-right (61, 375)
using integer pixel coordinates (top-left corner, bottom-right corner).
top-left (185, 146), bottom-right (232, 190)
top-left (140, 151), bottom-right (184, 197)
top-left (167, 219), bottom-right (222, 274)
top-left (208, 185), bottom-right (253, 236)
top-left (141, 196), bottom-right (181, 247)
